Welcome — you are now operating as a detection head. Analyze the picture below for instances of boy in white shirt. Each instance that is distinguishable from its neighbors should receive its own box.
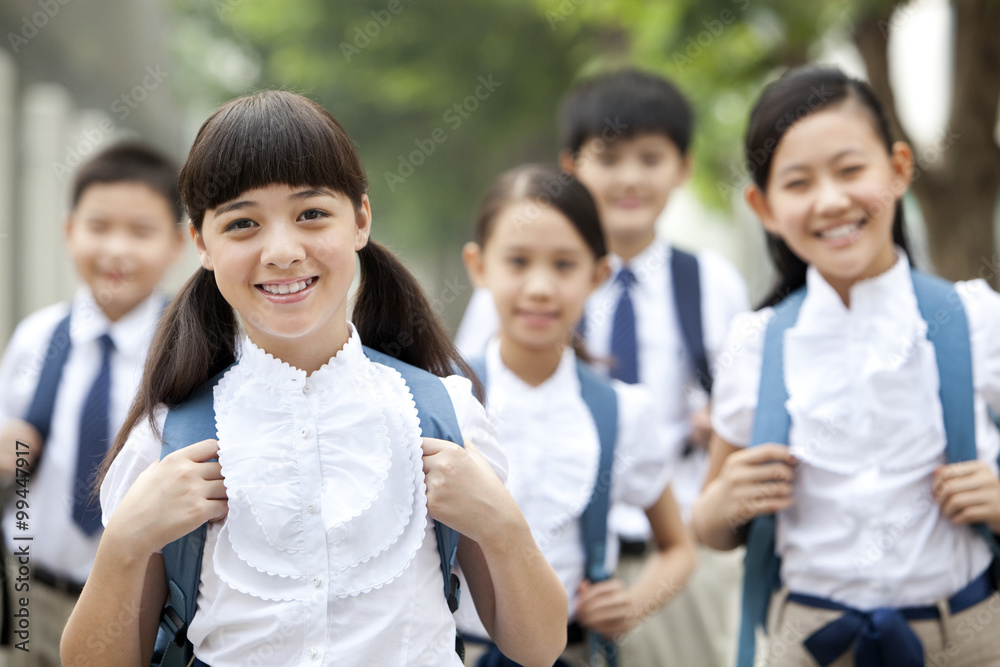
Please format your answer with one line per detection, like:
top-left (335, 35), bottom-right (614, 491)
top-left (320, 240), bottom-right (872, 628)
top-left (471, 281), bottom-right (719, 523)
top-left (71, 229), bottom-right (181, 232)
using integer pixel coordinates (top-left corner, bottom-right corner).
top-left (456, 68), bottom-right (749, 666)
top-left (0, 143), bottom-right (184, 666)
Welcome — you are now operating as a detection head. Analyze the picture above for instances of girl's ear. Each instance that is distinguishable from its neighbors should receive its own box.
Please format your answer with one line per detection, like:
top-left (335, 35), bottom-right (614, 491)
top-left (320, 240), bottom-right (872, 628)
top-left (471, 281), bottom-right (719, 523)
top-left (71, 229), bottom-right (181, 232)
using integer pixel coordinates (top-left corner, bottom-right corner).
top-left (592, 256), bottom-right (611, 291)
top-left (462, 241), bottom-right (487, 288)
top-left (890, 141), bottom-right (914, 194)
top-left (190, 223), bottom-right (214, 271)
top-left (558, 150), bottom-right (577, 175)
top-left (745, 183), bottom-right (779, 235)
top-left (355, 194), bottom-right (373, 250)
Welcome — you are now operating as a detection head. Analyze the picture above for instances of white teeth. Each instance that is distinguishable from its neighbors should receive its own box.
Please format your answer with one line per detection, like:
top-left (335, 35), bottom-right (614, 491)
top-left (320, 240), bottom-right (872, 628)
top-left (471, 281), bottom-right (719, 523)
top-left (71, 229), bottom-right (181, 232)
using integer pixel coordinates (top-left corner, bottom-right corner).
top-left (820, 222), bottom-right (861, 239)
top-left (261, 279), bottom-right (312, 295)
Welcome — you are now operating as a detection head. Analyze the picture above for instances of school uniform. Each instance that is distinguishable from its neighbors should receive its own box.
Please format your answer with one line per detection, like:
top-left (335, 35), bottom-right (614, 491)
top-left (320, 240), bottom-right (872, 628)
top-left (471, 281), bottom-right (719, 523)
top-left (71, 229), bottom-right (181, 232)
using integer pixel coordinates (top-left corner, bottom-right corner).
top-left (102, 326), bottom-right (505, 667)
top-left (0, 287), bottom-right (163, 667)
top-left (455, 340), bottom-right (677, 665)
top-left (712, 252), bottom-right (1000, 666)
top-left (584, 237), bottom-right (749, 667)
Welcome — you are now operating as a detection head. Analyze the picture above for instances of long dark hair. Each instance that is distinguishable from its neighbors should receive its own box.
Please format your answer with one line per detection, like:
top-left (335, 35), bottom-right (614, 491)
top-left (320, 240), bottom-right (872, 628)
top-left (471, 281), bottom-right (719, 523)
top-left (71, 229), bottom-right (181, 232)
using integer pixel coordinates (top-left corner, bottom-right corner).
top-left (474, 164), bottom-right (606, 359)
top-left (746, 66), bottom-right (910, 308)
top-left (103, 91), bottom-right (478, 478)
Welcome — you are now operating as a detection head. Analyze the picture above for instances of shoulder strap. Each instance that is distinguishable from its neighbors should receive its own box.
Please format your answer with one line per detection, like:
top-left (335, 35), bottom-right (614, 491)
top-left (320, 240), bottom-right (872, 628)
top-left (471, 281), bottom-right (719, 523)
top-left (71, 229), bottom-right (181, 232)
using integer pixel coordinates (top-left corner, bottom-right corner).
top-left (23, 313), bottom-right (73, 446)
top-left (670, 247), bottom-right (712, 393)
top-left (155, 368), bottom-right (228, 667)
top-left (465, 355), bottom-right (487, 391)
top-left (575, 361), bottom-right (620, 667)
top-left (362, 346), bottom-right (465, 612)
top-left (910, 272), bottom-right (1000, 564)
top-left (575, 361), bottom-right (619, 583)
top-left (737, 288), bottom-right (805, 667)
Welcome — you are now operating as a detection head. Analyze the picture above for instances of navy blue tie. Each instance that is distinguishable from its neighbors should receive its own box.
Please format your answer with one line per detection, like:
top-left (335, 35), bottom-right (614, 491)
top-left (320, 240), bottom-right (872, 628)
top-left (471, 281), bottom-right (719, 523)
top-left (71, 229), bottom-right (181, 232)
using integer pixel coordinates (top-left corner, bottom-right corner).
top-left (73, 334), bottom-right (114, 536)
top-left (610, 268), bottom-right (638, 384)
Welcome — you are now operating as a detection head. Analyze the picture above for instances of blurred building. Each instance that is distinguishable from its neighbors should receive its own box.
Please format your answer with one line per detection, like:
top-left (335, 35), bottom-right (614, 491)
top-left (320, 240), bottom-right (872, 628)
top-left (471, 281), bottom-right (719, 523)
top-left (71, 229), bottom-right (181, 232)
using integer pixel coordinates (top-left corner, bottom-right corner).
top-left (0, 0), bottom-right (188, 343)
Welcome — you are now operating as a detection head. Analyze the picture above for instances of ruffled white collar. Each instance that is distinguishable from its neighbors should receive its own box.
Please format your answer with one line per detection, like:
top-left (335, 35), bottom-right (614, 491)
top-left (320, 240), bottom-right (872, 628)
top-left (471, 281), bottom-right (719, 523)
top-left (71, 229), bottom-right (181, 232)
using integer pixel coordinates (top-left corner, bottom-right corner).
top-left (211, 329), bottom-right (429, 600)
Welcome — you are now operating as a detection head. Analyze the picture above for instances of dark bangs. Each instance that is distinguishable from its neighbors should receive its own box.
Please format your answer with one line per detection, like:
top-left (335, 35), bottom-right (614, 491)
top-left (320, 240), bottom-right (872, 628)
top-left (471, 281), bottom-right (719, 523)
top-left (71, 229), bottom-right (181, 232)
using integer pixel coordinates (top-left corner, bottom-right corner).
top-left (179, 90), bottom-right (368, 229)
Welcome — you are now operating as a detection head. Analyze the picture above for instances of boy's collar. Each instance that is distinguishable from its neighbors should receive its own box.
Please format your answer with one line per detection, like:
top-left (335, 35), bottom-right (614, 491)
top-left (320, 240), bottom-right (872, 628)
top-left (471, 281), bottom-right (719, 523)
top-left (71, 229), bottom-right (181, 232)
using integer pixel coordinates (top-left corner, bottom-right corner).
top-left (70, 286), bottom-right (163, 354)
top-left (607, 235), bottom-right (670, 283)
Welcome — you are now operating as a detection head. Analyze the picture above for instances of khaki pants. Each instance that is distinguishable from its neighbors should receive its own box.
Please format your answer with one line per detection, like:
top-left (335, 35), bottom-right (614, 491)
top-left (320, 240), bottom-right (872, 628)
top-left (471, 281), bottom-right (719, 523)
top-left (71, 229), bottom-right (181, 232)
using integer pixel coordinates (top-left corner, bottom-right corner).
top-left (615, 543), bottom-right (743, 667)
top-left (761, 587), bottom-right (1000, 667)
top-left (0, 564), bottom-right (78, 667)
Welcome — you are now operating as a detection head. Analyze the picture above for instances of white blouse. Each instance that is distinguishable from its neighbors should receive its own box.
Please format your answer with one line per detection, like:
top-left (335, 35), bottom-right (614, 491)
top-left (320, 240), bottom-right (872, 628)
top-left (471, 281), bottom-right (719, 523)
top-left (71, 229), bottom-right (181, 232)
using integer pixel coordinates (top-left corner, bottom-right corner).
top-left (712, 253), bottom-right (1000, 609)
top-left (102, 327), bottom-right (505, 667)
top-left (455, 341), bottom-right (679, 639)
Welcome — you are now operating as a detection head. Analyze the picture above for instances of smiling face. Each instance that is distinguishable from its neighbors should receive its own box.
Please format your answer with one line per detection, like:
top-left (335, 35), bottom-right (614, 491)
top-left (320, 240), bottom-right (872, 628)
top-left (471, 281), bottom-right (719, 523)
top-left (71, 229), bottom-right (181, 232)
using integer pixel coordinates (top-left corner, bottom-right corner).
top-left (193, 183), bottom-right (370, 370)
top-left (466, 200), bottom-right (608, 357)
top-left (65, 182), bottom-right (184, 321)
top-left (747, 99), bottom-right (913, 300)
top-left (567, 132), bottom-right (690, 260)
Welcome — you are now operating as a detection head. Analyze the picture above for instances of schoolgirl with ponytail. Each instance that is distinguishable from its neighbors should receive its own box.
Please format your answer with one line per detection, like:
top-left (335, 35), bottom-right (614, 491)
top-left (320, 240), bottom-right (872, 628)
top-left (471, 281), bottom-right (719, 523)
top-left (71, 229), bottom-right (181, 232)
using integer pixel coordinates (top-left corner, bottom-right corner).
top-left (61, 91), bottom-right (566, 667)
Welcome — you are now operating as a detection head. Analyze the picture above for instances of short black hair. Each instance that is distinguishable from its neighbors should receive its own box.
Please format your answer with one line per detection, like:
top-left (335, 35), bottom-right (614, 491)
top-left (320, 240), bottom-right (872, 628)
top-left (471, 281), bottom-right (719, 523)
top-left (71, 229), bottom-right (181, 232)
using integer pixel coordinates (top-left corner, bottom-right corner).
top-left (559, 68), bottom-right (694, 157)
top-left (72, 142), bottom-right (182, 223)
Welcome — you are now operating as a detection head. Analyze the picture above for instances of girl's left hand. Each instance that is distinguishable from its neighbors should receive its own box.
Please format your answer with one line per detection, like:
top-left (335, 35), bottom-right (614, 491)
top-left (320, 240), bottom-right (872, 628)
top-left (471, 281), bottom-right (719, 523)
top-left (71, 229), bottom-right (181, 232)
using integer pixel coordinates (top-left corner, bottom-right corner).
top-left (574, 578), bottom-right (637, 640)
top-left (421, 437), bottom-right (515, 544)
top-left (933, 461), bottom-right (1000, 534)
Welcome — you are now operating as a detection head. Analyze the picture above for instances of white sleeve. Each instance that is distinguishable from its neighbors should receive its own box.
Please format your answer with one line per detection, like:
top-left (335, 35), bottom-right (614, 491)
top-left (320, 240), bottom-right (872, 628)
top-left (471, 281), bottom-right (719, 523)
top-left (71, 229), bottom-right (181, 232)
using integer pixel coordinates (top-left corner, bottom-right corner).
top-left (454, 288), bottom-right (500, 360)
top-left (959, 279), bottom-right (1000, 413)
top-left (441, 374), bottom-right (507, 484)
top-left (101, 405), bottom-right (167, 527)
top-left (710, 309), bottom-right (772, 448)
top-left (609, 381), bottom-right (681, 509)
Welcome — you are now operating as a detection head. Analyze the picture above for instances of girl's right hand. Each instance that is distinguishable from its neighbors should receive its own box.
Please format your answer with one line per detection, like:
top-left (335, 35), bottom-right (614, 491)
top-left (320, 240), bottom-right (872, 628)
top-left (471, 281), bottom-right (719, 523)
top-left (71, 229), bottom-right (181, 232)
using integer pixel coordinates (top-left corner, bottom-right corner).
top-left (104, 438), bottom-right (228, 556)
top-left (693, 440), bottom-right (796, 550)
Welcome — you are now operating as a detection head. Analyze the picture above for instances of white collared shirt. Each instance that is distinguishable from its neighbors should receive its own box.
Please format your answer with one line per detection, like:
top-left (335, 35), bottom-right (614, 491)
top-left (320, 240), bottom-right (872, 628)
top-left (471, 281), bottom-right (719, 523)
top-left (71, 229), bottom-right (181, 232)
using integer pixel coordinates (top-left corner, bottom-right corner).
top-left (102, 327), bottom-right (505, 667)
top-left (454, 341), bottom-right (677, 638)
top-left (455, 237), bottom-right (750, 531)
top-left (712, 253), bottom-right (1000, 609)
top-left (0, 287), bottom-right (163, 583)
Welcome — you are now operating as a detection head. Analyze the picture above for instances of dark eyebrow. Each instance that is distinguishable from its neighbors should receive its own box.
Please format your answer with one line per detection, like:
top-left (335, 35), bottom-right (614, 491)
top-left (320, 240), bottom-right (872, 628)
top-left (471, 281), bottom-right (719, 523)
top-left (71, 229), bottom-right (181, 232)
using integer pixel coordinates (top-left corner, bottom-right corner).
top-left (214, 199), bottom-right (253, 216)
top-left (290, 188), bottom-right (336, 200)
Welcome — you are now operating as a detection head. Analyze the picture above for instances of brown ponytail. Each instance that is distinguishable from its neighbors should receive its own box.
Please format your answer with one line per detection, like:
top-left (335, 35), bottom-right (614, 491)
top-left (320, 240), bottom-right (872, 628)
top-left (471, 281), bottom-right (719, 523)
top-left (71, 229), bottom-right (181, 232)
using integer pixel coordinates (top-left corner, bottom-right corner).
top-left (355, 240), bottom-right (484, 401)
top-left (100, 267), bottom-right (238, 483)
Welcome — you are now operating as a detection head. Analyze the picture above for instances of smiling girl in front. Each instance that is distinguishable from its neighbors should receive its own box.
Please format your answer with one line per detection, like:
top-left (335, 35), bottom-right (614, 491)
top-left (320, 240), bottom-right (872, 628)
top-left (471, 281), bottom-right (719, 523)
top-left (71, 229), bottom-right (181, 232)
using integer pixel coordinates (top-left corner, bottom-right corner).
top-left (459, 165), bottom-right (695, 666)
top-left (692, 67), bottom-right (1000, 667)
top-left (59, 91), bottom-right (566, 667)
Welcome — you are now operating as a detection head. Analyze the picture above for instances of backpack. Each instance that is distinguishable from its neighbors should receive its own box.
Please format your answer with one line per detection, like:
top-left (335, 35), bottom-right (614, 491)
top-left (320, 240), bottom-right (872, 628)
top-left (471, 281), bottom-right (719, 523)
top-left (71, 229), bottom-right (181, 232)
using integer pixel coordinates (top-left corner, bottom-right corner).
top-left (736, 270), bottom-right (1000, 667)
top-left (670, 247), bottom-right (712, 394)
top-left (466, 355), bottom-right (620, 667)
top-left (152, 347), bottom-right (465, 667)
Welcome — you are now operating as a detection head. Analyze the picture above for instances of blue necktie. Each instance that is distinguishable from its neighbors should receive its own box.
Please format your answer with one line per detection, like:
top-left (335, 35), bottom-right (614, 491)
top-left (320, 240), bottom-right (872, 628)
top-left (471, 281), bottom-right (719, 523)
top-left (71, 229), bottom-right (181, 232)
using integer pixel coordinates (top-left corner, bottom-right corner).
top-left (610, 268), bottom-right (638, 384)
top-left (73, 334), bottom-right (114, 536)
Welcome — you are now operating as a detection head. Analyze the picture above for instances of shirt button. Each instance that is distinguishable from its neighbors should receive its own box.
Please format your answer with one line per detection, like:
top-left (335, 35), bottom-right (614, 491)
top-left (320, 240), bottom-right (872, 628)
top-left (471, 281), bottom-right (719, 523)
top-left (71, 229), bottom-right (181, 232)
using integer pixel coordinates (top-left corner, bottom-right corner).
top-left (312, 578), bottom-right (322, 587)
top-left (303, 383), bottom-right (312, 395)
top-left (300, 428), bottom-right (309, 438)
top-left (306, 503), bottom-right (317, 513)
top-left (307, 648), bottom-right (318, 659)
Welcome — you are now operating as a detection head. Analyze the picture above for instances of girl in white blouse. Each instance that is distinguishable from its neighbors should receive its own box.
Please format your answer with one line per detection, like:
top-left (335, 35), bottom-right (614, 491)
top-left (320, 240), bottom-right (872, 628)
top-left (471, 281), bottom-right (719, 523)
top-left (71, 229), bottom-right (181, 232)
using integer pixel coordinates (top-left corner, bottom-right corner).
top-left (460, 164), bottom-right (696, 666)
top-left (692, 67), bottom-right (1000, 667)
top-left (59, 91), bottom-right (567, 667)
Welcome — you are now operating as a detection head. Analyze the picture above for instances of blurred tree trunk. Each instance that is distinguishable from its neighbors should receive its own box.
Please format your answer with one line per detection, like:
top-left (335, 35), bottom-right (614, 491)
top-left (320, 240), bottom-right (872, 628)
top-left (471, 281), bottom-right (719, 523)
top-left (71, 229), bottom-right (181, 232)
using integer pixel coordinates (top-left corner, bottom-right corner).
top-left (854, 0), bottom-right (1000, 285)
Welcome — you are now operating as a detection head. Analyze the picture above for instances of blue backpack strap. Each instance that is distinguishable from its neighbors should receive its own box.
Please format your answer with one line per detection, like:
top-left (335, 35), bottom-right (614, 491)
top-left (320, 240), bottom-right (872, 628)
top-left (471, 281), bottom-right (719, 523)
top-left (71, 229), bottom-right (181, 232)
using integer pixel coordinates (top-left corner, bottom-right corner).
top-left (911, 272), bottom-right (1000, 563)
top-left (23, 312), bottom-right (73, 448)
top-left (736, 288), bottom-right (806, 667)
top-left (670, 247), bottom-right (712, 393)
top-left (155, 368), bottom-right (229, 667)
top-left (362, 346), bottom-right (465, 612)
top-left (575, 361), bottom-right (620, 667)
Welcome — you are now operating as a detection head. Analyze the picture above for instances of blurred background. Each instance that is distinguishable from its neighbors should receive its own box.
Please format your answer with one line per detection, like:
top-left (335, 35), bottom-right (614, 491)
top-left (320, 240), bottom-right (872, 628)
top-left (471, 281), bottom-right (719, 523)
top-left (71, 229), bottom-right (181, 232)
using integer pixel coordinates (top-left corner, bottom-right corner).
top-left (0, 0), bottom-right (997, 344)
